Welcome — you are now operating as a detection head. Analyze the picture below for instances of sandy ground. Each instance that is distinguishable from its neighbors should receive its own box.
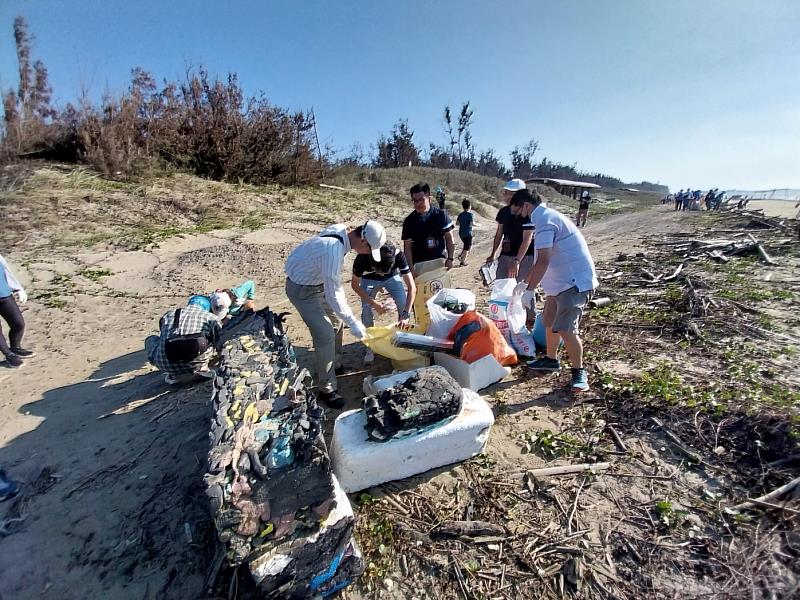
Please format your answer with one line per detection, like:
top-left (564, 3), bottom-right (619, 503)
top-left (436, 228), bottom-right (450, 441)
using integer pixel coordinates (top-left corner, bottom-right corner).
top-left (0, 206), bottom-right (740, 598)
top-left (745, 199), bottom-right (800, 219)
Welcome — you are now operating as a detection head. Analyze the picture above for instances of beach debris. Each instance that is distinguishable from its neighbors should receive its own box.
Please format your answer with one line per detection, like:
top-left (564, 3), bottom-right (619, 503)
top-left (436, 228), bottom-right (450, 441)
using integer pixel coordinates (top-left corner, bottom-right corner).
top-left (362, 366), bottom-right (463, 441)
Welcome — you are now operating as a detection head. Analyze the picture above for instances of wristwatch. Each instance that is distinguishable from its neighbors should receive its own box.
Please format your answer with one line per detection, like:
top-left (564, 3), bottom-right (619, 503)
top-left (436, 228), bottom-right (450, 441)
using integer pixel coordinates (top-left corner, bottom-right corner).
top-left (400, 310), bottom-right (410, 319)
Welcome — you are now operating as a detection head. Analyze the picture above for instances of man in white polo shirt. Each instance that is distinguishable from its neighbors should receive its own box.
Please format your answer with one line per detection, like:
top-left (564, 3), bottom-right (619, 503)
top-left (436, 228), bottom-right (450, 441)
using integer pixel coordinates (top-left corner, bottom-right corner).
top-left (285, 220), bottom-right (386, 408)
top-left (511, 189), bottom-right (598, 392)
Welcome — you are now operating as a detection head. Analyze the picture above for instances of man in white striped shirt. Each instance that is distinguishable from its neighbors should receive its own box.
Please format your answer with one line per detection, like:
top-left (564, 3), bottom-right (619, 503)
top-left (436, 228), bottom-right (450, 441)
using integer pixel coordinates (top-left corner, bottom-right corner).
top-left (285, 220), bottom-right (386, 408)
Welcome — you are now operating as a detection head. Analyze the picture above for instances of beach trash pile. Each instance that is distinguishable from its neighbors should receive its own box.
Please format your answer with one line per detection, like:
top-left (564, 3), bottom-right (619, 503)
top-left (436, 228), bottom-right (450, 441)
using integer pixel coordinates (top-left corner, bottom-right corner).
top-left (205, 309), bottom-right (363, 598)
top-left (363, 365), bottom-right (463, 441)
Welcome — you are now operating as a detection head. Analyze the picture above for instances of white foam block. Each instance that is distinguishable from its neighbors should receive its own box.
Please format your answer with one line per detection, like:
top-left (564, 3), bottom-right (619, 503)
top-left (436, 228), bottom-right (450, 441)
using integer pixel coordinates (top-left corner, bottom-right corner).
top-left (330, 390), bottom-right (494, 493)
top-left (433, 352), bottom-right (511, 391)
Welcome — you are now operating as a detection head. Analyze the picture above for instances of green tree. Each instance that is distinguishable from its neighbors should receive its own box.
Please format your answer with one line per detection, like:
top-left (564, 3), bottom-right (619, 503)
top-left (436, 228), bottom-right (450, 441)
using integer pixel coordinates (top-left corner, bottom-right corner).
top-left (374, 119), bottom-right (420, 168)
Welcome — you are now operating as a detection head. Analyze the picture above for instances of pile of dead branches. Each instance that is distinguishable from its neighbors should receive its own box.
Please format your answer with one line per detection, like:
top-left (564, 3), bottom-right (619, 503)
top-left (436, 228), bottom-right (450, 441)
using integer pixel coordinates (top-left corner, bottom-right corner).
top-left (593, 215), bottom-right (799, 344)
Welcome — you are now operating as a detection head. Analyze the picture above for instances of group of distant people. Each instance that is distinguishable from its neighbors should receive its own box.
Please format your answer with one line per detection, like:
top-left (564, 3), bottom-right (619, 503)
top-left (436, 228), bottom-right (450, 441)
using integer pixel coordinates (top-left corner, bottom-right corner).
top-left (671, 188), bottom-right (725, 211)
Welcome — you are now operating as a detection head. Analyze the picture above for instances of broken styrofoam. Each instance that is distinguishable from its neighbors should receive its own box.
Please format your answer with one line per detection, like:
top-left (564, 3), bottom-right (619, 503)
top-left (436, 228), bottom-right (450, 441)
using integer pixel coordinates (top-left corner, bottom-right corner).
top-left (330, 389), bottom-right (494, 493)
top-left (433, 352), bottom-right (511, 391)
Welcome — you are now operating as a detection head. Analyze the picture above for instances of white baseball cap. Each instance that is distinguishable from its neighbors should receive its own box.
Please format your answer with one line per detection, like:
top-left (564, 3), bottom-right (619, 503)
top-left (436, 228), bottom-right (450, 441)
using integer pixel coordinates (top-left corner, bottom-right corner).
top-left (503, 178), bottom-right (527, 192)
top-left (362, 220), bottom-right (387, 261)
top-left (210, 291), bottom-right (232, 320)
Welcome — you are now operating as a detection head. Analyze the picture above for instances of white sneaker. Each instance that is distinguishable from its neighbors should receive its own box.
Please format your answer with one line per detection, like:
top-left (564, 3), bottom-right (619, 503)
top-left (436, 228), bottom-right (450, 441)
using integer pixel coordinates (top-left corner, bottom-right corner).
top-left (364, 349), bottom-right (375, 365)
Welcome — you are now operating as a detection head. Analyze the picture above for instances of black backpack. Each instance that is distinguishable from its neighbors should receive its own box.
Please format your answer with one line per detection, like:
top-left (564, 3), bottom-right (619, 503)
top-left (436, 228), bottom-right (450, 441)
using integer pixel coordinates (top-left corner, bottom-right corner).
top-left (164, 309), bottom-right (209, 363)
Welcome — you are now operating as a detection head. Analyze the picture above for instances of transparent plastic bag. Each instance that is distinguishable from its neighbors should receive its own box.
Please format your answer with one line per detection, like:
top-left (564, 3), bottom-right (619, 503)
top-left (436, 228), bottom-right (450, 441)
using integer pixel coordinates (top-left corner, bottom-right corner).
top-left (426, 288), bottom-right (476, 338)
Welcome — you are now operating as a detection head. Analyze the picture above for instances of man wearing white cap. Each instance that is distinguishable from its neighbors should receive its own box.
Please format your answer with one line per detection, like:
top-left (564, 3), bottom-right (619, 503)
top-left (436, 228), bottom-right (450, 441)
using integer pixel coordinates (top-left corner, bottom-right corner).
top-left (484, 178), bottom-right (534, 278)
top-left (285, 220), bottom-right (386, 408)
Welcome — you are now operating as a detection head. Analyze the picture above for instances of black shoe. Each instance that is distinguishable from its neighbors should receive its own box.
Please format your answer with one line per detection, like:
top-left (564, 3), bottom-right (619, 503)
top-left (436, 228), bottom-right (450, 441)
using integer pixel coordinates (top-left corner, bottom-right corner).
top-left (10, 347), bottom-right (35, 358)
top-left (318, 390), bottom-right (345, 409)
top-left (4, 354), bottom-right (23, 368)
top-left (334, 366), bottom-right (346, 376)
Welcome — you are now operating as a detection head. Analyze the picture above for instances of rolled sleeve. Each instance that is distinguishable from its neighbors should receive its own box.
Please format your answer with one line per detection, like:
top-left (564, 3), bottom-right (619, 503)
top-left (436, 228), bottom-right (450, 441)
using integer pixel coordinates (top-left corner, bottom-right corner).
top-left (441, 212), bottom-right (454, 232)
top-left (534, 229), bottom-right (555, 249)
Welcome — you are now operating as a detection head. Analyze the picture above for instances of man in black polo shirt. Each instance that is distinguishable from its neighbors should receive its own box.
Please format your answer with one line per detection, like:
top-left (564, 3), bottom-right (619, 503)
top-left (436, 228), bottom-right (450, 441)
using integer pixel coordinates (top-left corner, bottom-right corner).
top-left (402, 182), bottom-right (456, 275)
top-left (351, 243), bottom-right (416, 364)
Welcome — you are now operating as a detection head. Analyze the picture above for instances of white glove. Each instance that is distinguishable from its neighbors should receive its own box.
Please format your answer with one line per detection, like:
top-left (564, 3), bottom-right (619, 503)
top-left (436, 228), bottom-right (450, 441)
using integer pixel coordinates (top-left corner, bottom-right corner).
top-left (513, 281), bottom-right (528, 297)
top-left (13, 288), bottom-right (27, 304)
top-left (522, 290), bottom-right (536, 310)
top-left (350, 320), bottom-right (368, 340)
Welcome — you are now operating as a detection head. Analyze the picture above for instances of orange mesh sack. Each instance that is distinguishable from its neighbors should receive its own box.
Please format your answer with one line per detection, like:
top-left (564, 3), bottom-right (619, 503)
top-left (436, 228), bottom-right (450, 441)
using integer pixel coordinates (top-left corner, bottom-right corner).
top-left (448, 311), bottom-right (518, 367)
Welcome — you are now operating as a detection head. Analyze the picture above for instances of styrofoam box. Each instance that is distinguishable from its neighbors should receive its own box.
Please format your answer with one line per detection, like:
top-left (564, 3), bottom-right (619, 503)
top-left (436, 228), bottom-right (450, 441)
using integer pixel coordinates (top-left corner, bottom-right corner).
top-left (433, 352), bottom-right (511, 391)
top-left (330, 389), bottom-right (494, 493)
top-left (249, 473), bottom-right (353, 584)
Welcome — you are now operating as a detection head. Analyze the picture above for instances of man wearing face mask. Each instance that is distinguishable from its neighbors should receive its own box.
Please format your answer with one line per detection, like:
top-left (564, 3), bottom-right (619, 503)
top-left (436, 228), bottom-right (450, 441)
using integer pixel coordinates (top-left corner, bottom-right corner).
top-left (285, 220), bottom-right (386, 408)
top-left (510, 189), bottom-right (598, 392)
top-left (484, 178), bottom-right (534, 281)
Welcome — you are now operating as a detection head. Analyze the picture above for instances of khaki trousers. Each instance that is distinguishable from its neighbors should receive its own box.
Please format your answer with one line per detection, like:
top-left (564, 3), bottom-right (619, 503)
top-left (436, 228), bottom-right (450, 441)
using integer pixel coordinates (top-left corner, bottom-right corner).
top-left (285, 279), bottom-right (343, 393)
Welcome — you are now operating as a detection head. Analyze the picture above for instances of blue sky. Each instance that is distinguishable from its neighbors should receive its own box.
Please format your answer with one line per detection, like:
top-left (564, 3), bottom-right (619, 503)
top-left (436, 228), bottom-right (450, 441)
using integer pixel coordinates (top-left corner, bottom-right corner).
top-left (1, 0), bottom-right (798, 190)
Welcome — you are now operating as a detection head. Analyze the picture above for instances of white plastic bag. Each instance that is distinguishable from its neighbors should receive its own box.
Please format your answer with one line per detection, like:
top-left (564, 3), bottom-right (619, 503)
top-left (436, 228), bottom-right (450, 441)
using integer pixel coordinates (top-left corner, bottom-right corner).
top-left (508, 329), bottom-right (536, 357)
top-left (426, 288), bottom-right (476, 339)
top-left (487, 278), bottom-right (525, 337)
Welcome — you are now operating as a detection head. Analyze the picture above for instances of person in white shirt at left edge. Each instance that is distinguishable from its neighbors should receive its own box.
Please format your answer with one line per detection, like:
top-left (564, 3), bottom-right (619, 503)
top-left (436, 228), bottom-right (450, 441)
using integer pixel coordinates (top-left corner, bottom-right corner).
top-left (0, 253), bottom-right (33, 369)
top-left (510, 189), bottom-right (599, 392)
top-left (285, 220), bottom-right (386, 409)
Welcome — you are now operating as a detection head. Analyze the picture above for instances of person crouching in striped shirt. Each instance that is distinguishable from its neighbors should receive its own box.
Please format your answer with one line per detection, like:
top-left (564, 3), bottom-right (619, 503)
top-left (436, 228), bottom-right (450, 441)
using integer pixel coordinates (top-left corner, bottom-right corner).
top-left (285, 220), bottom-right (386, 409)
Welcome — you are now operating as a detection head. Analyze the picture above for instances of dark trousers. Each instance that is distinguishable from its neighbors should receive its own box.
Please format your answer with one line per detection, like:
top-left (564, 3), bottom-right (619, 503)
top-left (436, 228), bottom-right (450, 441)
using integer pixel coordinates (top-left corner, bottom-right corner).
top-left (0, 295), bottom-right (25, 357)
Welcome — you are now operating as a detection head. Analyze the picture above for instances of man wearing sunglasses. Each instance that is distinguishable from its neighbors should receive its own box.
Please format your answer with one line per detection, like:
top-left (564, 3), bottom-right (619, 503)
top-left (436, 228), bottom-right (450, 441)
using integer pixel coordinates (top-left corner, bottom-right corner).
top-left (401, 182), bottom-right (456, 276)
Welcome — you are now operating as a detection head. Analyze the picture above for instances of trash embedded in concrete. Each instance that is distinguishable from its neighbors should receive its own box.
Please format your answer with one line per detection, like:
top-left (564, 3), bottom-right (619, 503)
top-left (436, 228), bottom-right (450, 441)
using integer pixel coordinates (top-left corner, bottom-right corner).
top-left (205, 309), bottom-right (363, 597)
top-left (362, 365), bottom-right (463, 441)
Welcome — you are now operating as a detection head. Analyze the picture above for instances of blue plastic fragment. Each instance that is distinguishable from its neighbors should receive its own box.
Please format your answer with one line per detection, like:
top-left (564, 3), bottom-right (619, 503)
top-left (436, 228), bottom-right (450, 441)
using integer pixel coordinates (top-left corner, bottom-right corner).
top-left (266, 423), bottom-right (294, 469)
top-left (309, 548), bottom-right (345, 590)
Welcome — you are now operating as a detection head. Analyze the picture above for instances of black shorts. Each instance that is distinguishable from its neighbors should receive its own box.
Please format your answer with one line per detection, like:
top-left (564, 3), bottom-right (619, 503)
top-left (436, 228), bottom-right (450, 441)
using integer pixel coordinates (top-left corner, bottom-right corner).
top-left (459, 235), bottom-right (473, 251)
